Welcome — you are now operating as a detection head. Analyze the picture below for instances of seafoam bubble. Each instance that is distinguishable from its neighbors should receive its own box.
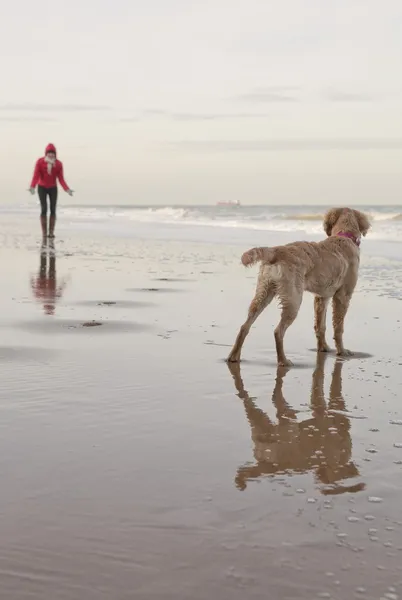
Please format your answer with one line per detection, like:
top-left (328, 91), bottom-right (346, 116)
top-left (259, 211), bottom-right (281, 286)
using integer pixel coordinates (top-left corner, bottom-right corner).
top-left (390, 420), bottom-right (402, 425)
top-left (347, 517), bottom-right (360, 523)
top-left (368, 496), bottom-right (383, 503)
top-left (393, 443), bottom-right (402, 448)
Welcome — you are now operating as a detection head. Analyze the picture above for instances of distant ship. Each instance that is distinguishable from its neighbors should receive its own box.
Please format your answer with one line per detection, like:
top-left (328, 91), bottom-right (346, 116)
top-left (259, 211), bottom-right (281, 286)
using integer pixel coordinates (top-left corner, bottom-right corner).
top-left (216, 200), bottom-right (241, 206)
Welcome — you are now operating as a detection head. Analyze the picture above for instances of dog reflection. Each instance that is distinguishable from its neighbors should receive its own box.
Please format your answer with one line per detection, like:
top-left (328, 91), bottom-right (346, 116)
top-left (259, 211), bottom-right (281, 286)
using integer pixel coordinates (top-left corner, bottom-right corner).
top-left (30, 242), bottom-right (68, 316)
top-left (229, 353), bottom-right (365, 495)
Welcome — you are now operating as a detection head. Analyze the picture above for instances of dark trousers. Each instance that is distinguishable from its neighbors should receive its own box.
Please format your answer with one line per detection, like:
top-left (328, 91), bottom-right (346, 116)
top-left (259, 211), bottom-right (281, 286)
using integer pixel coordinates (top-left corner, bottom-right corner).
top-left (38, 185), bottom-right (58, 217)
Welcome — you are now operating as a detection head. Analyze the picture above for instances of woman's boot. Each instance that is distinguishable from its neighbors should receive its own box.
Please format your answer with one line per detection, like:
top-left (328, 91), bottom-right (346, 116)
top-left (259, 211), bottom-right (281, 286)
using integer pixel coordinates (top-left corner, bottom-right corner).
top-left (40, 216), bottom-right (47, 238)
top-left (49, 216), bottom-right (56, 238)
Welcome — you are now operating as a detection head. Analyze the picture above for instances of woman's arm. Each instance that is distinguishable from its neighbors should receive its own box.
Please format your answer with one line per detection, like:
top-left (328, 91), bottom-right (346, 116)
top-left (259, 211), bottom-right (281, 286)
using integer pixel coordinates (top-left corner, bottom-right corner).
top-left (57, 161), bottom-right (70, 191)
top-left (30, 159), bottom-right (41, 188)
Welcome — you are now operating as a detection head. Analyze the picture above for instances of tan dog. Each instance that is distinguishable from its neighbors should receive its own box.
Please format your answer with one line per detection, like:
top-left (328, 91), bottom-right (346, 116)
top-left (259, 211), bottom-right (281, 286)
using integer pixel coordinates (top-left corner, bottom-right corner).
top-left (227, 207), bottom-right (371, 366)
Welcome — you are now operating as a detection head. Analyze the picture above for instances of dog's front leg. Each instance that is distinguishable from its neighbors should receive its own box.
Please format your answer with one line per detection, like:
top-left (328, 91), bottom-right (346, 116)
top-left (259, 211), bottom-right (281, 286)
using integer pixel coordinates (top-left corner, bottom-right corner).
top-left (332, 291), bottom-right (353, 356)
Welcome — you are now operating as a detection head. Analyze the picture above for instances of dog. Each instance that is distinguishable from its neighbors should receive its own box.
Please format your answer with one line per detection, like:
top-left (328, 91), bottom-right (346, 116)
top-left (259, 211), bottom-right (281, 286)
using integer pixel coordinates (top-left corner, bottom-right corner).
top-left (227, 207), bottom-right (371, 366)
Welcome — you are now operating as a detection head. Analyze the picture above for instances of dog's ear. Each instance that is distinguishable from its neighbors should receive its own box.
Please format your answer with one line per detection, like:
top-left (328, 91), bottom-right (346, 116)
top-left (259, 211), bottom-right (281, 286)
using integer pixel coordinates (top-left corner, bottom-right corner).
top-left (353, 210), bottom-right (371, 237)
top-left (323, 208), bottom-right (343, 236)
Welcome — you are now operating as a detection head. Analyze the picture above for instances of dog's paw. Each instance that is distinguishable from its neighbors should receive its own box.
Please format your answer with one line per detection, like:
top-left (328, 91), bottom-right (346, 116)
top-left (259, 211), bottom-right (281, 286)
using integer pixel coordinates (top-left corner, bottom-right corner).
top-left (336, 349), bottom-right (353, 357)
top-left (278, 358), bottom-right (294, 367)
top-left (317, 344), bottom-right (331, 353)
top-left (227, 355), bottom-right (240, 363)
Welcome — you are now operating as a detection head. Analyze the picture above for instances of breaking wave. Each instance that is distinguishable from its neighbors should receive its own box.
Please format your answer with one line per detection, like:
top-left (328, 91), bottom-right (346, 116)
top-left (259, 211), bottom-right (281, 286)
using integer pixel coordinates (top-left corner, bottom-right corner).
top-left (2, 203), bottom-right (402, 241)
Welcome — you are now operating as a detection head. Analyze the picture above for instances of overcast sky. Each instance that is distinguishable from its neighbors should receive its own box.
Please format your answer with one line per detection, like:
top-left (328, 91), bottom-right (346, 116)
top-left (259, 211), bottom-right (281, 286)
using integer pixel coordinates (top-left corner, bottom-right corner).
top-left (1, 0), bottom-right (402, 205)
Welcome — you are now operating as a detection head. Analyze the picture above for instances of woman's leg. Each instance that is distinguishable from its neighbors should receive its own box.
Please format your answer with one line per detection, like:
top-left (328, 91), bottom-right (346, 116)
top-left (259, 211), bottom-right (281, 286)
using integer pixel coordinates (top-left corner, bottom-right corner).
top-left (48, 187), bottom-right (58, 238)
top-left (37, 186), bottom-right (48, 238)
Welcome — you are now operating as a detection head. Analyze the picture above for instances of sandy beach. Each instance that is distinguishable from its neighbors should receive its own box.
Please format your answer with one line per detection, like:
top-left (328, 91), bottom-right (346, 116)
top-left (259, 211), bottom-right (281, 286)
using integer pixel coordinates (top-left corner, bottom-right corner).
top-left (1, 210), bottom-right (402, 599)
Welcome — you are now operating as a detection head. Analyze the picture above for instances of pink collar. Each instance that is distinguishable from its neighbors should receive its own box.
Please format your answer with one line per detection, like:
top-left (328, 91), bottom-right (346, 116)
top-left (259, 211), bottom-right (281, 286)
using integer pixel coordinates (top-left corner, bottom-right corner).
top-left (336, 232), bottom-right (361, 247)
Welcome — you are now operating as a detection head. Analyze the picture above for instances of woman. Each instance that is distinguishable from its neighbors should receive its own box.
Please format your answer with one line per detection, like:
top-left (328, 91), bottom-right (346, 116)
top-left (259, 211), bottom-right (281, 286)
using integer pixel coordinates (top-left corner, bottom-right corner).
top-left (29, 143), bottom-right (74, 238)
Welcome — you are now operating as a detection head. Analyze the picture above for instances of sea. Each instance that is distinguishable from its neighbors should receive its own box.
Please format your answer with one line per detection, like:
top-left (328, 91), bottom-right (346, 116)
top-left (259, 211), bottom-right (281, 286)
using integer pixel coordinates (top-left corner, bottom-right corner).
top-left (2, 203), bottom-right (402, 261)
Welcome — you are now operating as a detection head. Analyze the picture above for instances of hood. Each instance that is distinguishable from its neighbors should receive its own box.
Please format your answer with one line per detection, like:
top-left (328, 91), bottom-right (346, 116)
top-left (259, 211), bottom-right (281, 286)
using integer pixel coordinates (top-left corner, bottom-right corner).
top-left (45, 143), bottom-right (57, 156)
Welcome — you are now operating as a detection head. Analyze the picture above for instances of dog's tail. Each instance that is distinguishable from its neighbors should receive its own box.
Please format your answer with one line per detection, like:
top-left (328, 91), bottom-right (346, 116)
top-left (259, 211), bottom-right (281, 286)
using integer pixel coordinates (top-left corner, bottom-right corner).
top-left (241, 246), bottom-right (276, 267)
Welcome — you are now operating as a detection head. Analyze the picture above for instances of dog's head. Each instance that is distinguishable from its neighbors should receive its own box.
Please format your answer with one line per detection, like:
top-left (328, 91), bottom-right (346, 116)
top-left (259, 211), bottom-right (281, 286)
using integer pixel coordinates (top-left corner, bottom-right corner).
top-left (323, 207), bottom-right (371, 238)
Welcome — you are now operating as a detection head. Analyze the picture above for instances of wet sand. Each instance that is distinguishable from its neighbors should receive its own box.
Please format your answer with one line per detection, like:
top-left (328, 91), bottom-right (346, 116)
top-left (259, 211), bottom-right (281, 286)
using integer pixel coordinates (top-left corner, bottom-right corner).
top-left (1, 220), bottom-right (402, 599)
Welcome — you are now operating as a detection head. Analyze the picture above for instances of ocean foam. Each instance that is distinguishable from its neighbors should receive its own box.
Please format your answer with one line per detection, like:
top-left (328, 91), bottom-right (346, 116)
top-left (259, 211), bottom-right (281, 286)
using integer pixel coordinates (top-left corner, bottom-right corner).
top-left (2, 203), bottom-right (402, 243)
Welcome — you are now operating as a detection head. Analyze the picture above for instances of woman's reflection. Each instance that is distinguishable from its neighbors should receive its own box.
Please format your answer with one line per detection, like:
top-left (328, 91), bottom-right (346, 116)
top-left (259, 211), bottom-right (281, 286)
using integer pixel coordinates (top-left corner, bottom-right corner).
top-left (30, 241), bottom-right (68, 315)
top-left (228, 353), bottom-right (365, 495)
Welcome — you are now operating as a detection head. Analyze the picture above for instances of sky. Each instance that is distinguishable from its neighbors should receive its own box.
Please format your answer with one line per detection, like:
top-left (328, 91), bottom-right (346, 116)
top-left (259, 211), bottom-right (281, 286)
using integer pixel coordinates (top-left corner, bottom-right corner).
top-left (1, 0), bottom-right (402, 205)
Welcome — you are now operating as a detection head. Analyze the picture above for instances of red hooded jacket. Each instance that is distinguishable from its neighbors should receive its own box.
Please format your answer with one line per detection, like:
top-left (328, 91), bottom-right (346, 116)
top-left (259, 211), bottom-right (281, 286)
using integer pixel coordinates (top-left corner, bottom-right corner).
top-left (30, 144), bottom-right (70, 191)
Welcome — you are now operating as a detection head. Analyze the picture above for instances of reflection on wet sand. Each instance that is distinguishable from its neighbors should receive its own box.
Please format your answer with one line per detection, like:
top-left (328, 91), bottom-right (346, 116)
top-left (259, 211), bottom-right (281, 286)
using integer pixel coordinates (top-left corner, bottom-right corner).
top-left (229, 353), bottom-right (365, 496)
top-left (30, 241), bottom-right (68, 316)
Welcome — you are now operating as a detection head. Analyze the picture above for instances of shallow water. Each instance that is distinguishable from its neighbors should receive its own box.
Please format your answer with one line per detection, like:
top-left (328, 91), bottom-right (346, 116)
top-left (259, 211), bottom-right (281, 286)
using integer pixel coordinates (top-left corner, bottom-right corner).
top-left (1, 217), bottom-right (402, 599)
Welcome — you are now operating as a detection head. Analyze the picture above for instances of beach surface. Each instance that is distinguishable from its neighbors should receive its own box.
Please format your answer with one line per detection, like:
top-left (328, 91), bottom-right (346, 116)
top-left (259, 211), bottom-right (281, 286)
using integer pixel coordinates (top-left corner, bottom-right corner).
top-left (1, 207), bottom-right (402, 599)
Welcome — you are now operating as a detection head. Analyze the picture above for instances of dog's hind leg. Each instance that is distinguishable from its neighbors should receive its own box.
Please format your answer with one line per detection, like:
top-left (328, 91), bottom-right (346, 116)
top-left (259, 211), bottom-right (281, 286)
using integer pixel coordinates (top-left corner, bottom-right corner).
top-left (314, 296), bottom-right (331, 352)
top-left (274, 286), bottom-right (303, 367)
top-left (227, 280), bottom-right (275, 363)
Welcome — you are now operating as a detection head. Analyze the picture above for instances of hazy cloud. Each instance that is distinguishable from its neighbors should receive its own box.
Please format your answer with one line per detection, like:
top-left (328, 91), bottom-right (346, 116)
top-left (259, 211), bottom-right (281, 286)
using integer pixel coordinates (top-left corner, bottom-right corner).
top-left (235, 86), bottom-right (300, 103)
top-left (168, 138), bottom-right (402, 152)
top-left (324, 90), bottom-right (374, 102)
top-left (236, 87), bottom-right (375, 104)
top-left (119, 117), bottom-right (141, 123)
top-left (0, 103), bottom-right (112, 112)
top-left (0, 116), bottom-right (58, 122)
top-left (137, 109), bottom-right (273, 121)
